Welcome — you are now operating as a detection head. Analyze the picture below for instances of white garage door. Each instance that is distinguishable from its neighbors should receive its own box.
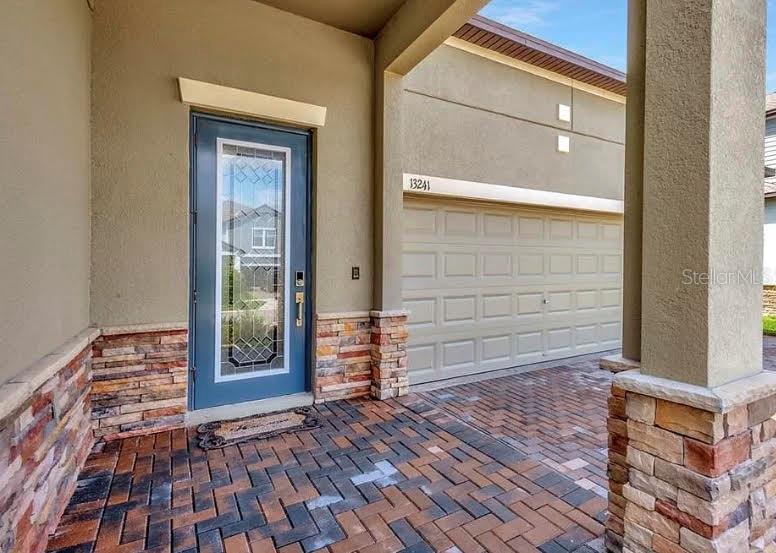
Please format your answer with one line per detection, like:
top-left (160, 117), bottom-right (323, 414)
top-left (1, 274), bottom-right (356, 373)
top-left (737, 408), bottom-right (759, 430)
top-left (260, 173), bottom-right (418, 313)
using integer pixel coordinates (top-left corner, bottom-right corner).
top-left (403, 196), bottom-right (623, 384)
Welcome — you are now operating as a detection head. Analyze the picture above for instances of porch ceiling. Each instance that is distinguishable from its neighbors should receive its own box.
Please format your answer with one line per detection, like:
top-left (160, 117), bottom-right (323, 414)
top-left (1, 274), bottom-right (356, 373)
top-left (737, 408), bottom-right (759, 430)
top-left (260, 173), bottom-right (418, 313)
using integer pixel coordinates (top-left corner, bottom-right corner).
top-left (255, 0), bottom-right (407, 37)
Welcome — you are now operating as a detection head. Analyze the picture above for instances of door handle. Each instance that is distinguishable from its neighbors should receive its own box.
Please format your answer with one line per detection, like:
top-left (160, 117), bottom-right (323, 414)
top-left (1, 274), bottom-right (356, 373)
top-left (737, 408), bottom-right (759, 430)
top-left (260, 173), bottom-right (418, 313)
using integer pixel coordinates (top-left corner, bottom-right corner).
top-left (295, 292), bottom-right (304, 327)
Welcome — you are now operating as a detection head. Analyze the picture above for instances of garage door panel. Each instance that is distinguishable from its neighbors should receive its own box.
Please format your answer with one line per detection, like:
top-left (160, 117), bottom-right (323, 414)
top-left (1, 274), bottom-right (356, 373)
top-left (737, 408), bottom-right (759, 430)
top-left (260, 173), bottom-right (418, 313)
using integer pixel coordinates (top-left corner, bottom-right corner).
top-left (442, 339), bottom-right (476, 369)
top-left (482, 294), bottom-right (512, 319)
top-left (577, 221), bottom-right (599, 240)
top-left (549, 254), bottom-right (574, 275)
top-left (576, 289), bottom-right (599, 310)
top-left (516, 331), bottom-right (543, 356)
top-left (549, 218), bottom-right (574, 240)
top-left (483, 214), bottom-right (513, 236)
top-left (482, 335), bottom-right (512, 361)
top-left (577, 255), bottom-right (599, 274)
top-left (516, 292), bottom-right (543, 315)
top-left (602, 223), bottom-right (622, 242)
top-left (518, 216), bottom-right (544, 239)
top-left (406, 343), bottom-right (436, 382)
top-left (602, 254), bottom-right (623, 274)
top-left (482, 253), bottom-right (513, 277)
top-left (403, 251), bottom-right (436, 278)
top-left (547, 291), bottom-right (573, 313)
top-left (404, 297), bottom-right (436, 327)
top-left (405, 206), bottom-right (438, 235)
top-left (444, 210), bottom-right (478, 235)
top-left (442, 295), bottom-right (476, 323)
top-left (518, 253), bottom-right (545, 275)
top-left (601, 288), bottom-right (622, 307)
top-left (443, 252), bottom-right (477, 278)
top-left (403, 197), bottom-right (623, 384)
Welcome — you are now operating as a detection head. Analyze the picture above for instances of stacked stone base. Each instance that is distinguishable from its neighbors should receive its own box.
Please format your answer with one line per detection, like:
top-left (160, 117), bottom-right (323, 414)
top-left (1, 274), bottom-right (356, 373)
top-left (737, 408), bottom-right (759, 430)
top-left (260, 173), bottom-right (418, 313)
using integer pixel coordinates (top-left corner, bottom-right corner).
top-left (765, 285), bottom-right (776, 315)
top-left (0, 345), bottom-right (94, 553)
top-left (314, 312), bottom-right (373, 401)
top-left (370, 310), bottom-right (409, 400)
top-left (607, 373), bottom-right (776, 552)
top-left (315, 310), bottom-right (409, 402)
top-left (91, 327), bottom-right (188, 441)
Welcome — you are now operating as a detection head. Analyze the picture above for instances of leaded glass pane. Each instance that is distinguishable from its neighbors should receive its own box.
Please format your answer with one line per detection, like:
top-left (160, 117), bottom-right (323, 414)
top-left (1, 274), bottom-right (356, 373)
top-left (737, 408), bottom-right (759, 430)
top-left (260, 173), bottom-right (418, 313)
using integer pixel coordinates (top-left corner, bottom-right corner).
top-left (218, 142), bottom-right (286, 378)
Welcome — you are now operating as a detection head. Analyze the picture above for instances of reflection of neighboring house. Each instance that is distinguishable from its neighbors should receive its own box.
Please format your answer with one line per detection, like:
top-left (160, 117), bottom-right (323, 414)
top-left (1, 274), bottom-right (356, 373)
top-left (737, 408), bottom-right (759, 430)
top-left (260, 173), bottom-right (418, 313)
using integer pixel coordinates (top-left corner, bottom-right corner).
top-left (222, 202), bottom-right (281, 292)
top-left (764, 95), bottom-right (776, 290)
top-left (222, 202), bottom-right (281, 269)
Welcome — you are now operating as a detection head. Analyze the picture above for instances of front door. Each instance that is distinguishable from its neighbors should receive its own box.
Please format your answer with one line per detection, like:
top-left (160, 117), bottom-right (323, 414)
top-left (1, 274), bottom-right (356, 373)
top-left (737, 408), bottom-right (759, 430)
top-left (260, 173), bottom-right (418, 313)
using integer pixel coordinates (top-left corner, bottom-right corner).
top-left (191, 115), bottom-right (310, 410)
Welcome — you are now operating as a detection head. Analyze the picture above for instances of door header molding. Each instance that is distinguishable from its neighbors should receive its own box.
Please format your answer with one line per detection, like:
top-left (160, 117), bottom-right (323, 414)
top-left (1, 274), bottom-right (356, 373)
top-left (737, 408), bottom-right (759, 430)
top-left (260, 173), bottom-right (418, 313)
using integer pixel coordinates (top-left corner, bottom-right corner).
top-left (178, 78), bottom-right (327, 128)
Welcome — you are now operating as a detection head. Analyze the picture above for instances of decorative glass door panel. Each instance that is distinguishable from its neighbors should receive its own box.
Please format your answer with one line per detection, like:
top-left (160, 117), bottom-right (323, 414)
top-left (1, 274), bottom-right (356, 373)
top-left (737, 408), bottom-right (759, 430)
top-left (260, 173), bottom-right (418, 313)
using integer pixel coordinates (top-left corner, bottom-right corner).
top-left (192, 116), bottom-right (309, 410)
top-left (217, 141), bottom-right (288, 381)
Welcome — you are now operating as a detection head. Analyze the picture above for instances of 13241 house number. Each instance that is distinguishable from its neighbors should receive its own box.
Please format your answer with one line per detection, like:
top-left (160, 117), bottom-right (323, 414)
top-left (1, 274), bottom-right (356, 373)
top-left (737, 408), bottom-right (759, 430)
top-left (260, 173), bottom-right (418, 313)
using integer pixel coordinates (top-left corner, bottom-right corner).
top-left (409, 178), bottom-right (431, 191)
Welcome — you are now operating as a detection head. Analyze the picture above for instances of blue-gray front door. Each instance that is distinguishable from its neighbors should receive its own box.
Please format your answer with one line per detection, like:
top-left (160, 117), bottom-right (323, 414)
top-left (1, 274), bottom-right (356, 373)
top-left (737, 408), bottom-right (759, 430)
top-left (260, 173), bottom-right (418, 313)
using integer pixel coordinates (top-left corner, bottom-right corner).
top-left (191, 115), bottom-right (310, 410)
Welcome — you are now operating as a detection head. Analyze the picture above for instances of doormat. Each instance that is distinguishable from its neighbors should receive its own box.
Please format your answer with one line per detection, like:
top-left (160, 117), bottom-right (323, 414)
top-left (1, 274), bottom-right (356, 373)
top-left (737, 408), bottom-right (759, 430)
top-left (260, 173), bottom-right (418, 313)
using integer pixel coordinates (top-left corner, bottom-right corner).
top-left (197, 407), bottom-right (319, 449)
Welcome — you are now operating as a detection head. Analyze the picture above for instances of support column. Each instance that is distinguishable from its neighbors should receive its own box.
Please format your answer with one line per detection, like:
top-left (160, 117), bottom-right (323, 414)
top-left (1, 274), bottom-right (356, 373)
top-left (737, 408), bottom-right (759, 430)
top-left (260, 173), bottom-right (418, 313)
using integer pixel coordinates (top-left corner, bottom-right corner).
top-left (601, 0), bottom-right (646, 373)
top-left (640, 0), bottom-right (764, 388)
top-left (621, 0), bottom-right (646, 363)
top-left (607, 2), bottom-right (771, 552)
top-left (373, 71), bottom-right (404, 312)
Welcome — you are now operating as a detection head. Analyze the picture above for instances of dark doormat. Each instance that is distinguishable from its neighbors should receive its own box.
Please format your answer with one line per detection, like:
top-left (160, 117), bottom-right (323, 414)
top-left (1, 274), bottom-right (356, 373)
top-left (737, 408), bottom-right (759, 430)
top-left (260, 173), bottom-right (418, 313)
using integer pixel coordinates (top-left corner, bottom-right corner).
top-left (197, 407), bottom-right (319, 449)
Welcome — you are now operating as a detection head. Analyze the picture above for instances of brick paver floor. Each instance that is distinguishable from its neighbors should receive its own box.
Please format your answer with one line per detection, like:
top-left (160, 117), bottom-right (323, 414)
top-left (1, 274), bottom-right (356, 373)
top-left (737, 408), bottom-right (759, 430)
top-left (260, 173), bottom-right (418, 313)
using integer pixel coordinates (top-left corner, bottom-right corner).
top-left (417, 356), bottom-right (611, 498)
top-left (47, 340), bottom-right (776, 553)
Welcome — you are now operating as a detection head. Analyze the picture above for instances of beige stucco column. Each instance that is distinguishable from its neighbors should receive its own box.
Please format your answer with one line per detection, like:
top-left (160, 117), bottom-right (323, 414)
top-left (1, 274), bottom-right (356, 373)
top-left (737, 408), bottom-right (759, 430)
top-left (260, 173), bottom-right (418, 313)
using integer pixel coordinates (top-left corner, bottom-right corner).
top-left (371, 0), bottom-right (490, 311)
top-left (606, 3), bottom-right (775, 552)
top-left (621, 0), bottom-right (646, 363)
top-left (640, 0), bottom-right (764, 388)
top-left (373, 71), bottom-right (405, 311)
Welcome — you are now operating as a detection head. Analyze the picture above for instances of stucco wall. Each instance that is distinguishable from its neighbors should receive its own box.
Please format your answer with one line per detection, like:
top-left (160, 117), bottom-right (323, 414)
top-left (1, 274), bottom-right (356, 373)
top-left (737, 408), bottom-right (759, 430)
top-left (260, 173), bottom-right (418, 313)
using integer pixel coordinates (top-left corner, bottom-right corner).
top-left (0, 1), bottom-right (92, 385)
top-left (402, 44), bottom-right (625, 200)
top-left (91, 0), bottom-right (374, 326)
top-left (766, 198), bottom-right (776, 285)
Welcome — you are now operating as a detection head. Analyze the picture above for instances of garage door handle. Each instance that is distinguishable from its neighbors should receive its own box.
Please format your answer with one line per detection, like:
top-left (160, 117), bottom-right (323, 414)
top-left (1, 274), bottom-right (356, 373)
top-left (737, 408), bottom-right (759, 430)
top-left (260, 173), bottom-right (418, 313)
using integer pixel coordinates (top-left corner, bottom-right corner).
top-left (543, 298), bottom-right (550, 304)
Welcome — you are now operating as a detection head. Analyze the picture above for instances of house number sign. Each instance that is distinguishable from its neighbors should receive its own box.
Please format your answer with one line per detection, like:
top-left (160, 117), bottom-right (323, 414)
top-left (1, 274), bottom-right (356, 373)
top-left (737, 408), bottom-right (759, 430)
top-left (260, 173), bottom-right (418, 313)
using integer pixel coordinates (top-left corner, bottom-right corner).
top-left (407, 177), bottom-right (431, 191)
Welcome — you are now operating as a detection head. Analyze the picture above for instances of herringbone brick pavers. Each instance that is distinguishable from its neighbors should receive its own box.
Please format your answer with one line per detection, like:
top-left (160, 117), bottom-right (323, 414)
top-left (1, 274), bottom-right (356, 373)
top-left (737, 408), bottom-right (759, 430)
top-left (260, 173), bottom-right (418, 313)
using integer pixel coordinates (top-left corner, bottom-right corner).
top-left (47, 369), bottom-right (611, 553)
top-left (416, 357), bottom-right (612, 497)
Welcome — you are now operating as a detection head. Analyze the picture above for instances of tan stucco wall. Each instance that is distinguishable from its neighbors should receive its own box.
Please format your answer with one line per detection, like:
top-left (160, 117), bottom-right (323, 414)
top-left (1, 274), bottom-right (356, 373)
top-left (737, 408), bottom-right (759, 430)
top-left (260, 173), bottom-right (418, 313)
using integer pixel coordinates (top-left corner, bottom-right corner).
top-left (91, 0), bottom-right (374, 326)
top-left (402, 45), bottom-right (625, 200)
top-left (0, 1), bottom-right (92, 385)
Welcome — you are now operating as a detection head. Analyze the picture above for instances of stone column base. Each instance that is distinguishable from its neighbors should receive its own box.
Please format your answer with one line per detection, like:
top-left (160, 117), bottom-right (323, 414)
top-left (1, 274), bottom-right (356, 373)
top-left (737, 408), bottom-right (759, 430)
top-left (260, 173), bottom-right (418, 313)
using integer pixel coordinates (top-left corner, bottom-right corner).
top-left (369, 310), bottom-right (409, 400)
top-left (607, 370), bottom-right (776, 552)
top-left (600, 354), bottom-right (641, 373)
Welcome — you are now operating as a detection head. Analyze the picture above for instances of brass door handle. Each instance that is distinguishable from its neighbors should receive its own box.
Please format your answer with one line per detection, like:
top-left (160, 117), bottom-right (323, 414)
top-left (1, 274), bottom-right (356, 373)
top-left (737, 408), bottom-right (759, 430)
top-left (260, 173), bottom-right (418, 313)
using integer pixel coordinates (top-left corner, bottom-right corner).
top-left (295, 292), bottom-right (304, 327)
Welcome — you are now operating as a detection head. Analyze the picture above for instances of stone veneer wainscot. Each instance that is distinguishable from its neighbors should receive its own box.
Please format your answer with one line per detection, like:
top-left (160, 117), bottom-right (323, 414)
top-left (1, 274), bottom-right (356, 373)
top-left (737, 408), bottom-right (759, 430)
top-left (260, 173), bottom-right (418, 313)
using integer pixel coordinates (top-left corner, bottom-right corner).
top-left (91, 326), bottom-right (188, 441)
top-left (0, 331), bottom-right (96, 553)
top-left (607, 370), bottom-right (776, 552)
top-left (765, 285), bottom-right (776, 315)
top-left (314, 310), bottom-right (409, 402)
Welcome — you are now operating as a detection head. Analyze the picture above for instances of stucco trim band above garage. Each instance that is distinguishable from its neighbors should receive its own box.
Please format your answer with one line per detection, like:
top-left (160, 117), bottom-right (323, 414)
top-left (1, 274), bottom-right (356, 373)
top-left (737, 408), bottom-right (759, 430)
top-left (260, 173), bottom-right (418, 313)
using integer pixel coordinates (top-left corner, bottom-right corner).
top-left (403, 173), bottom-right (625, 214)
top-left (178, 77), bottom-right (327, 127)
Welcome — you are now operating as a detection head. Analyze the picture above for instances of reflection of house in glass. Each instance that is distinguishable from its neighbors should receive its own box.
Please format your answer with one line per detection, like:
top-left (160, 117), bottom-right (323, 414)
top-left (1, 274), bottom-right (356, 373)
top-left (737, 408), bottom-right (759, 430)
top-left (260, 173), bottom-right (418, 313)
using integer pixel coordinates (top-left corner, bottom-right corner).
top-left (220, 198), bottom-right (284, 375)
top-left (222, 201), bottom-right (281, 293)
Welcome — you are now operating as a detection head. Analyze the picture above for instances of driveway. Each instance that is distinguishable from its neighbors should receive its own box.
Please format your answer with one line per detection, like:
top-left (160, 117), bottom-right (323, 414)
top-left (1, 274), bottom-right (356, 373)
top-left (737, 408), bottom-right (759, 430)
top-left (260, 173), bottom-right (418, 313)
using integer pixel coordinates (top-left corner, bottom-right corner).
top-left (46, 338), bottom-right (776, 553)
